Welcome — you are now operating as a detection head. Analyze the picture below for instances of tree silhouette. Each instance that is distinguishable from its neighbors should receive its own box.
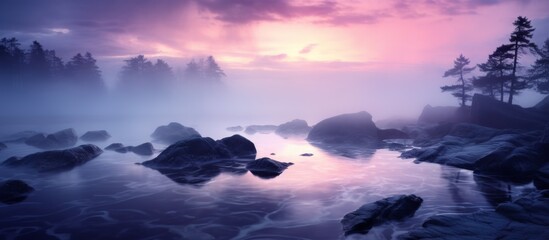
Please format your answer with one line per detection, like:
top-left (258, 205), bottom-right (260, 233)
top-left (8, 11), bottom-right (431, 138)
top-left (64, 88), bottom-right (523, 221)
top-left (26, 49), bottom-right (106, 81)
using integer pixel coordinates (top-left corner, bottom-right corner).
top-left (507, 16), bottom-right (537, 104)
top-left (27, 41), bottom-right (50, 83)
top-left (65, 52), bottom-right (104, 93)
top-left (204, 56), bottom-right (225, 83)
top-left (442, 54), bottom-right (475, 107)
top-left (530, 38), bottom-right (549, 94)
top-left (473, 44), bottom-right (514, 101)
top-left (117, 55), bottom-right (174, 93)
top-left (183, 56), bottom-right (226, 84)
top-left (0, 37), bottom-right (25, 89)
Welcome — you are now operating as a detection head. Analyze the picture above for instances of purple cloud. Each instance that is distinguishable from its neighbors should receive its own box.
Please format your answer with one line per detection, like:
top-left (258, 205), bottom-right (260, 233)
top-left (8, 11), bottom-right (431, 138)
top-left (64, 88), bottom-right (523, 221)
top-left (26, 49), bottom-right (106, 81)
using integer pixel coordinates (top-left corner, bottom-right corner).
top-left (299, 44), bottom-right (317, 54)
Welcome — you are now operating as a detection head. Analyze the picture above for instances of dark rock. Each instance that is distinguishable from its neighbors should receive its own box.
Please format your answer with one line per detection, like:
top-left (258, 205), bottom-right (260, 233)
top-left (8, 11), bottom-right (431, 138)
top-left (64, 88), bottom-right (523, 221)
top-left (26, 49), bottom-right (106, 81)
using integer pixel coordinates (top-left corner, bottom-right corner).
top-left (226, 126), bottom-right (244, 132)
top-left (307, 111), bottom-right (379, 145)
top-left (0, 179), bottom-right (34, 204)
top-left (300, 153), bottom-right (313, 157)
top-left (80, 130), bottom-right (111, 142)
top-left (142, 134), bottom-right (256, 169)
top-left (1, 131), bottom-right (41, 143)
top-left (534, 164), bottom-right (549, 190)
top-left (105, 143), bottom-right (124, 151)
top-left (128, 142), bottom-right (154, 156)
top-left (378, 128), bottom-right (409, 140)
top-left (115, 147), bottom-right (130, 153)
top-left (0, 142), bottom-right (6, 151)
top-left (404, 190), bottom-right (549, 240)
top-left (375, 117), bottom-right (416, 130)
top-left (270, 153), bottom-right (276, 155)
top-left (246, 157), bottom-right (293, 179)
top-left (244, 125), bottom-right (278, 134)
top-left (471, 94), bottom-right (549, 130)
top-left (341, 194), bottom-right (422, 235)
top-left (275, 119), bottom-right (312, 136)
top-left (2, 144), bottom-right (102, 172)
top-left (151, 122), bottom-right (201, 144)
top-left (417, 105), bottom-right (469, 124)
top-left (24, 128), bottom-right (78, 149)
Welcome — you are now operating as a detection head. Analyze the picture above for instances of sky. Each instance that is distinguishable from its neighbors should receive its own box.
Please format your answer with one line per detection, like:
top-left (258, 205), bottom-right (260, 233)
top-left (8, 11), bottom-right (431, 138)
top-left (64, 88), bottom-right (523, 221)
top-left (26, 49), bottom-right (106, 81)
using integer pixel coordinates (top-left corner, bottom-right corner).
top-left (1, 0), bottom-right (549, 121)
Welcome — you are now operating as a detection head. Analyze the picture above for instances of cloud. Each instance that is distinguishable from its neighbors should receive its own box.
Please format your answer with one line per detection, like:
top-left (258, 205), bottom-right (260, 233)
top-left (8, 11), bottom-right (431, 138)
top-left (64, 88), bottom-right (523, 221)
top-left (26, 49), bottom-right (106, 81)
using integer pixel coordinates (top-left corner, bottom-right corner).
top-left (299, 44), bottom-right (317, 54)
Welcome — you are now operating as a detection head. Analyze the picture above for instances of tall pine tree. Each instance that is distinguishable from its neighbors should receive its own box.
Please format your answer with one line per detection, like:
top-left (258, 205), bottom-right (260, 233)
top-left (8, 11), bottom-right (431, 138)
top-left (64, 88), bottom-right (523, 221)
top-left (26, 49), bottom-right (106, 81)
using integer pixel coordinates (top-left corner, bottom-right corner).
top-left (442, 54), bottom-right (475, 107)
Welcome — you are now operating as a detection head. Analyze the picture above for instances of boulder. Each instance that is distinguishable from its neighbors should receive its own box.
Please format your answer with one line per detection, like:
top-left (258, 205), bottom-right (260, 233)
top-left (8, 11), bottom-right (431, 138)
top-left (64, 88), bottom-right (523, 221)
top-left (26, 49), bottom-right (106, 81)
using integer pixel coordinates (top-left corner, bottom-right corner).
top-left (0, 142), bottom-right (6, 151)
top-left (417, 105), bottom-right (469, 124)
top-left (246, 157), bottom-right (293, 179)
top-left (24, 128), bottom-right (78, 149)
top-left (307, 111), bottom-right (379, 145)
top-left (300, 153), bottom-right (313, 157)
top-left (151, 122), bottom-right (201, 144)
top-left (2, 144), bottom-right (102, 172)
top-left (341, 194), bottom-right (423, 235)
top-left (275, 119), bottom-right (312, 136)
top-left (471, 94), bottom-right (549, 130)
top-left (142, 134), bottom-right (256, 169)
top-left (0, 179), bottom-right (34, 204)
top-left (244, 125), bottom-right (278, 134)
top-left (534, 164), bottom-right (549, 190)
top-left (226, 126), bottom-right (244, 132)
top-left (403, 190), bottom-right (549, 240)
top-left (80, 130), bottom-right (111, 142)
top-left (128, 142), bottom-right (154, 156)
top-left (105, 143), bottom-right (124, 151)
top-left (534, 95), bottom-right (549, 112)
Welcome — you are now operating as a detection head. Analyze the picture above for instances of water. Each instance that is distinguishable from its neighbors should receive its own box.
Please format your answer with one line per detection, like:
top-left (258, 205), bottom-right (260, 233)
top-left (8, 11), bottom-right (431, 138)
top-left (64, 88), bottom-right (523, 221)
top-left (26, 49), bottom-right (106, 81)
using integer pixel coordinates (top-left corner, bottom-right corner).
top-left (0, 118), bottom-right (534, 240)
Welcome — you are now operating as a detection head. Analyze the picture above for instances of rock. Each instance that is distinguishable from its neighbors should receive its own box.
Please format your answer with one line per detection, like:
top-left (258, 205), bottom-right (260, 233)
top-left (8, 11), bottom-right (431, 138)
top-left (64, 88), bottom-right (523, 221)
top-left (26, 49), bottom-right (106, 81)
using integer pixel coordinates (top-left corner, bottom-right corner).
top-left (0, 142), bottom-right (6, 151)
top-left (471, 94), bottom-right (549, 130)
top-left (246, 157), bottom-right (293, 179)
top-left (270, 153), bottom-right (276, 155)
top-left (417, 105), bottom-right (469, 124)
top-left (275, 119), bottom-right (312, 136)
top-left (341, 194), bottom-right (423, 235)
top-left (80, 130), bottom-right (111, 142)
top-left (403, 190), bottom-right (549, 240)
top-left (142, 134), bottom-right (256, 169)
top-left (244, 125), bottom-right (278, 134)
top-left (151, 122), bottom-right (201, 144)
top-left (105, 143), bottom-right (124, 151)
top-left (1, 130), bottom-right (41, 143)
top-left (2, 144), bottom-right (102, 172)
top-left (0, 179), bottom-right (34, 204)
top-left (128, 142), bottom-right (154, 156)
top-left (24, 128), bottom-right (78, 149)
top-left (378, 128), bottom-right (409, 140)
top-left (226, 126), bottom-right (244, 132)
top-left (301, 153), bottom-right (313, 157)
top-left (534, 164), bottom-right (549, 190)
top-left (307, 111), bottom-right (379, 145)
top-left (375, 117), bottom-right (416, 130)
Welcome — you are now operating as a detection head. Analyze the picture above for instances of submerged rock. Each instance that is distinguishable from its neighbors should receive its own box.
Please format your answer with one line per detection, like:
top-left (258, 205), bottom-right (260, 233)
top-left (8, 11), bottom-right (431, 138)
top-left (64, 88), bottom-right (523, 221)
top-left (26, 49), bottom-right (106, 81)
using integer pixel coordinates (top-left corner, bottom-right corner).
top-left (0, 142), bottom-right (6, 151)
top-left (105, 143), bottom-right (124, 151)
top-left (245, 125), bottom-right (278, 135)
top-left (80, 130), bottom-right (111, 142)
top-left (151, 122), bottom-right (201, 144)
top-left (275, 119), bottom-right (312, 136)
top-left (403, 190), bottom-right (549, 240)
top-left (128, 142), bottom-right (154, 156)
top-left (226, 126), bottom-right (244, 132)
top-left (246, 157), bottom-right (293, 179)
top-left (25, 128), bottom-right (78, 149)
top-left (0, 179), bottom-right (34, 204)
top-left (307, 111), bottom-right (379, 145)
top-left (142, 134), bottom-right (256, 169)
top-left (2, 144), bottom-right (102, 172)
top-left (341, 194), bottom-right (423, 235)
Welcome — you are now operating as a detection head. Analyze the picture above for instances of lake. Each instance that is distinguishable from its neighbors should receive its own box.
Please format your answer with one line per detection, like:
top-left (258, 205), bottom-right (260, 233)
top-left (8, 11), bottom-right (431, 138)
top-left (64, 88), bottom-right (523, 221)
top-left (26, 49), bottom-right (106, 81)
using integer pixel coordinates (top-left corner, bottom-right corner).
top-left (0, 117), bottom-right (534, 240)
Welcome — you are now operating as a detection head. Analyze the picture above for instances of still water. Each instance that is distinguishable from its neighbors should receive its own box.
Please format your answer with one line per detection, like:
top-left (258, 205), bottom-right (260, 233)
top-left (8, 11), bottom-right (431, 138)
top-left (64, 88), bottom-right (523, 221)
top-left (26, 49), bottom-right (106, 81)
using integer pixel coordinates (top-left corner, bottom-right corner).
top-left (0, 117), bottom-right (533, 240)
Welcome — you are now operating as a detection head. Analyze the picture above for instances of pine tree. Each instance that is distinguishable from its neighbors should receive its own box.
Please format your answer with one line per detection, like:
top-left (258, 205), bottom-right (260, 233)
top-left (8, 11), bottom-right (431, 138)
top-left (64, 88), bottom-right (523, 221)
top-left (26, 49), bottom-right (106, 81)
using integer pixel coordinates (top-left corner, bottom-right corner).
top-left (442, 54), bottom-right (475, 106)
top-left (473, 44), bottom-right (514, 101)
top-left (507, 16), bottom-right (537, 104)
top-left (530, 38), bottom-right (549, 94)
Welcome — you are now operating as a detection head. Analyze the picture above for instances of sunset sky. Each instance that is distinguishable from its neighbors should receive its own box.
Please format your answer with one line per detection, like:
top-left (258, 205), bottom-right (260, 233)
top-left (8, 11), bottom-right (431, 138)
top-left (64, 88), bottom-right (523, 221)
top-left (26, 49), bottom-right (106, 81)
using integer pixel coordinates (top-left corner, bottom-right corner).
top-left (1, 0), bottom-right (549, 119)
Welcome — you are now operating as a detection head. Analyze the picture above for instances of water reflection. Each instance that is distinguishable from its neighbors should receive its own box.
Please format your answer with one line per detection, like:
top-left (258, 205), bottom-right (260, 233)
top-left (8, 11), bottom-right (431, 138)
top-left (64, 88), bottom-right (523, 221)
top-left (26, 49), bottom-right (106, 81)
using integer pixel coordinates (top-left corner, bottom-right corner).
top-left (309, 142), bottom-right (377, 159)
top-left (473, 174), bottom-right (512, 207)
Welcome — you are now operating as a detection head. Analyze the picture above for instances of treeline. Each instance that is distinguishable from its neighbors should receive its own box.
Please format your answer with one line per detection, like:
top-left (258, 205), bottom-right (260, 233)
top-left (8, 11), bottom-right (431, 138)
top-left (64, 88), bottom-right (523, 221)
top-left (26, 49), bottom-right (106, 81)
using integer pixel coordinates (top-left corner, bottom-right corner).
top-left (0, 37), bottom-right (226, 97)
top-left (442, 16), bottom-right (549, 105)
